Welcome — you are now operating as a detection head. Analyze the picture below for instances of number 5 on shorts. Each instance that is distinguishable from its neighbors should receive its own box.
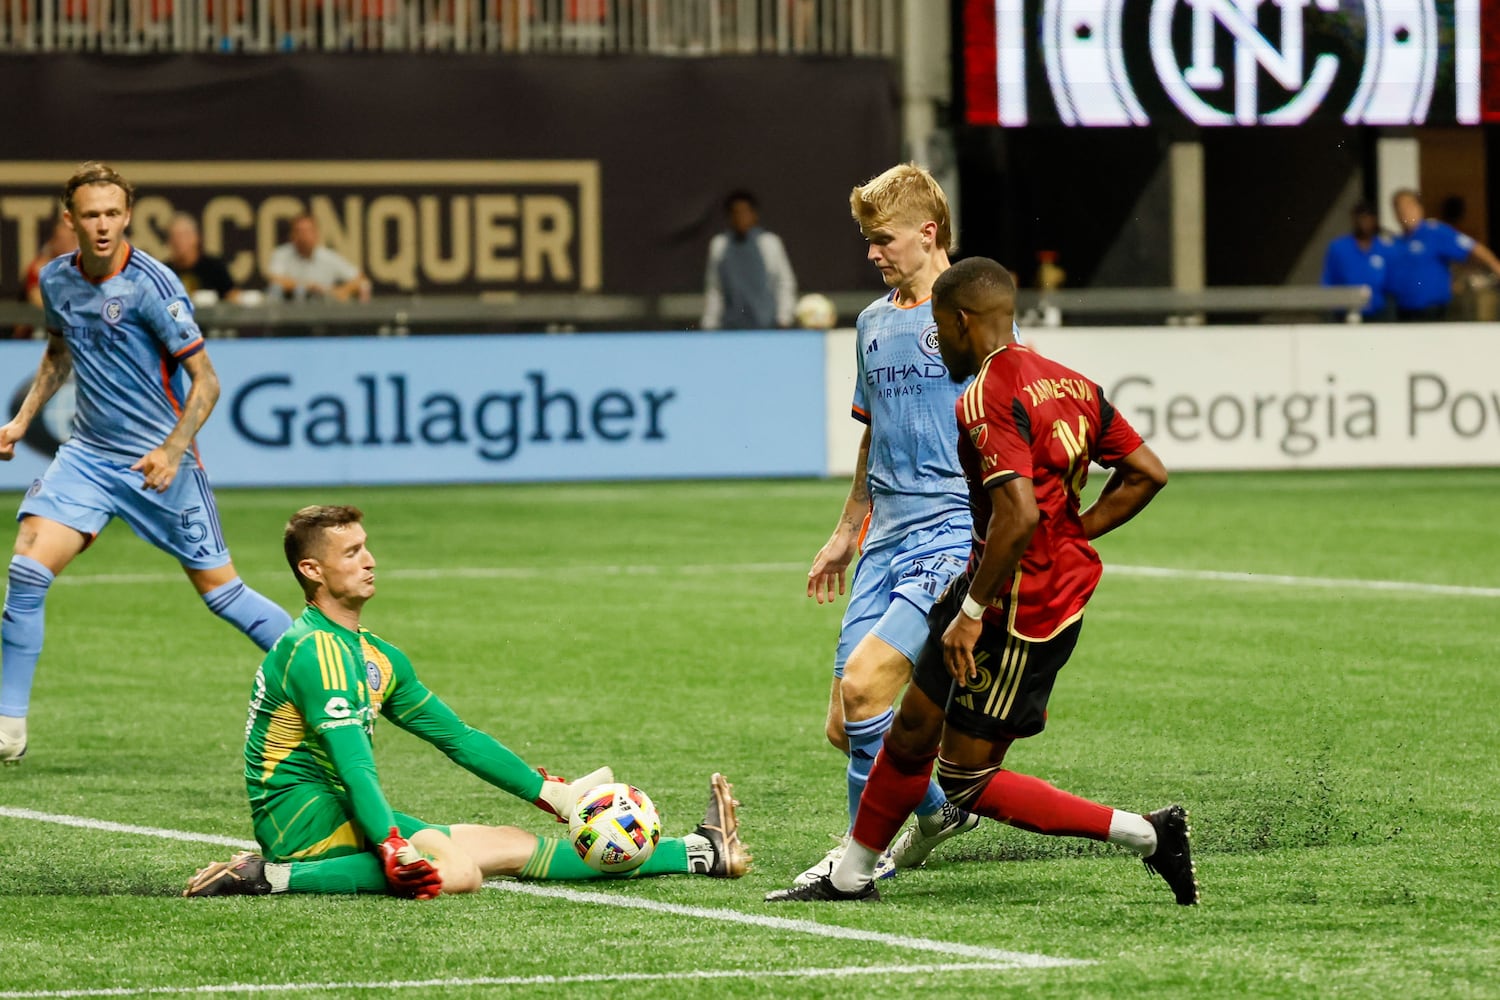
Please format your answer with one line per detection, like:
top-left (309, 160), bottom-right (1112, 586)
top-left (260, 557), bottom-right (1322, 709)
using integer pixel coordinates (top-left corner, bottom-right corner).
top-left (180, 506), bottom-right (209, 544)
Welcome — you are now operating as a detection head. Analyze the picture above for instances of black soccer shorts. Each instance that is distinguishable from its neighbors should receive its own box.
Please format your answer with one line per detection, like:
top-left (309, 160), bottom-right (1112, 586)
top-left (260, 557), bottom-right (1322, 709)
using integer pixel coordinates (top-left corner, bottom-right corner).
top-left (912, 578), bottom-right (1083, 742)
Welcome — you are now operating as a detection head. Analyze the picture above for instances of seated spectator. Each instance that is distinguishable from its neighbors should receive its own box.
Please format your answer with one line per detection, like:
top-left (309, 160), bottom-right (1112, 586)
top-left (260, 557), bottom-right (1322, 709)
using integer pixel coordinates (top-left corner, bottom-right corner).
top-left (267, 213), bottom-right (370, 302)
top-left (701, 190), bottom-right (796, 330)
top-left (166, 213), bottom-right (238, 304)
top-left (1321, 201), bottom-right (1394, 321)
top-left (1387, 188), bottom-right (1500, 321)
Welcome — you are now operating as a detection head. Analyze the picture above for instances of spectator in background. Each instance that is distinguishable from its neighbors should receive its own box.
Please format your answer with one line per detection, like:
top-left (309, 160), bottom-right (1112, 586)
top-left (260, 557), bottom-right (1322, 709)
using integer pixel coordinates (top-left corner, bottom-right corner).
top-left (21, 216), bottom-right (79, 309)
top-left (1387, 189), bottom-right (1500, 321)
top-left (701, 190), bottom-right (797, 330)
top-left (12, 216), bottom-right (78, 339)
top-left (267, 213), bottom-right (370, 302)
top-left (167, 213), bottom-right (238, 304)
top-left (1321, 201), bottom-right (1394, 321)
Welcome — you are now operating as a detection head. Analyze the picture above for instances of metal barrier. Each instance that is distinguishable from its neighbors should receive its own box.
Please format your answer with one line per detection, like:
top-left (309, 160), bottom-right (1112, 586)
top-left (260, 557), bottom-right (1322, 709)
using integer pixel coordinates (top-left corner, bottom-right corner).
top-left (0, 286), bottom-right (1373, 337)
top-left (0, 0), bottom-right (898, 54)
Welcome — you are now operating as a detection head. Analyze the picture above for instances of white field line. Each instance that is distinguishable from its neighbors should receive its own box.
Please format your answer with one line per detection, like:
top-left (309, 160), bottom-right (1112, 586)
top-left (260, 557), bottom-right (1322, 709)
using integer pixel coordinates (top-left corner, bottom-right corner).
top-left (0, 963), bottom-right (1033, 999)
top-left (0, 807), bottom-right (1088, 971)
top-left (48, 561), bottom-right (1500, 598)
top-left (1103, 564), bottom-right (1500, 598)
top-left (0, 807), bottom-right (257, 850)
top-left (486, 880), bottom-right (1077, 965)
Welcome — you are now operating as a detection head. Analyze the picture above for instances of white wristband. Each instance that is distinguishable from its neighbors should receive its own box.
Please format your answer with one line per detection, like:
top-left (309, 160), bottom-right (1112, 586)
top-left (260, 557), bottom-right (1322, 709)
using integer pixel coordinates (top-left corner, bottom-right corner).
top-left (960, 594), bottom-right (987, 621)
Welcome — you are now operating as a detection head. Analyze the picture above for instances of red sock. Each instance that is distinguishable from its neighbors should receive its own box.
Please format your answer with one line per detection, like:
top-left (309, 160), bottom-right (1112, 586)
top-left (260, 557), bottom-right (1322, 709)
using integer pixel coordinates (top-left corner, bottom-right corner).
top-left (972, 770), bottom-right (1112, 841)
top-left (850, 743), bottom-right (935, 853)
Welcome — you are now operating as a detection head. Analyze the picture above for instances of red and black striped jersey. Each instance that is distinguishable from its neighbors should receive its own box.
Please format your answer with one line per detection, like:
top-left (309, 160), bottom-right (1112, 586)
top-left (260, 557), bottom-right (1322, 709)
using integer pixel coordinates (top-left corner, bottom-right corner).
top-left (956, 343), bottom-right (1143, 640)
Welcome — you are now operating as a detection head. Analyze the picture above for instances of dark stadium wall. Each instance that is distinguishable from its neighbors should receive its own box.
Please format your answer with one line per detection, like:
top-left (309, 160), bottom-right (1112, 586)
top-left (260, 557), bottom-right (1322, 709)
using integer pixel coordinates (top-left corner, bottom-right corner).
top-left (956, 127), bottom-right (1366, 290)
top-left (954, 128), bottom-right (1171, 288)
top-left (0, 54), bottom-right (900, 303)
top-left (1201, 129), bottom-right (1364, 287)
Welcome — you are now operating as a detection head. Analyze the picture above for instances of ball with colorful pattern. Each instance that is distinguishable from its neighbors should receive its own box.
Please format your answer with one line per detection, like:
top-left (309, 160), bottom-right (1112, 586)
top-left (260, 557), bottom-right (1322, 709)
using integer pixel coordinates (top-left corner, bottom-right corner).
top-left (568, 782), bottom-right (662, 873)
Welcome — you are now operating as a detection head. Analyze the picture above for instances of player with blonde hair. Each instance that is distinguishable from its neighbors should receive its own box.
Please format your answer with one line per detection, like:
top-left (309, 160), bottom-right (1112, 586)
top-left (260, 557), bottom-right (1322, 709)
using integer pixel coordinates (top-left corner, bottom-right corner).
top-left (792, 163), bottom-right (979, 886)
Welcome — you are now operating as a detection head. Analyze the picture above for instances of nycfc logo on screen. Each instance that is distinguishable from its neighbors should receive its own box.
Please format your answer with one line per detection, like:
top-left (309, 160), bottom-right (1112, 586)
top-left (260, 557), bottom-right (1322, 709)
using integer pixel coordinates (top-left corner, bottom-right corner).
top-left (1150, 0), bottom-right (1343, 126)
top-left (102, 298), bottom-right (124, 324)
top-left (1030, 0), bottom-right (1453, 127)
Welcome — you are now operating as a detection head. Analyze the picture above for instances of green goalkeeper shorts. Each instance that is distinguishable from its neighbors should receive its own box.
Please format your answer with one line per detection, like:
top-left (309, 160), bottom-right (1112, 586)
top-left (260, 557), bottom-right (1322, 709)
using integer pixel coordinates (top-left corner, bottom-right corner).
top-left (252, 788), bottom-right (450, 863)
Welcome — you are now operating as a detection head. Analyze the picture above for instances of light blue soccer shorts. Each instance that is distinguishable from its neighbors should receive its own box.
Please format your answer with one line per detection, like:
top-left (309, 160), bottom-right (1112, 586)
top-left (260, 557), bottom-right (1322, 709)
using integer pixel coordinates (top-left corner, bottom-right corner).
top-left (18, 442), bottom-right (231, 570)
top-left (834, 513), bottom-right (971, 676)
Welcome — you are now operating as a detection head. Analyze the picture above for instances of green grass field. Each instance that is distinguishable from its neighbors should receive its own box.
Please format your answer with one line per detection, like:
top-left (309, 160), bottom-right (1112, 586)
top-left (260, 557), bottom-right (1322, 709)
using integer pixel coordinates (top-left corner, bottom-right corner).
top-left (1, 470), bottom-right (1498, 998)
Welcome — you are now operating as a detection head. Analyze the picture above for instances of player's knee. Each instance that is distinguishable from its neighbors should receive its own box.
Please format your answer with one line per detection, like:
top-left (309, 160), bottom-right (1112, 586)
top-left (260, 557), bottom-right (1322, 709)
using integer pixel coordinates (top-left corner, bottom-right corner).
top-left (889, 700), bottom-right (942, 753)
top-left (825, 717), bottom-right (850, 753)
top-left (878, 728), bottom-right (938, 776)
top-left (839, 668), bottom-right (890, 719)
top-left (410, 829), bottom-right (483, 894)
top-left (438, 857), bottom-right (483, 894)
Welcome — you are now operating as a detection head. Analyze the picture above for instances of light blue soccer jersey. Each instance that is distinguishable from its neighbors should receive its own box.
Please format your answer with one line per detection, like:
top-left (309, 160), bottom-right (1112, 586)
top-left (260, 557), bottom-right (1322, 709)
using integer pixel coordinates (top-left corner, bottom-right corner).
top-left (851, 291), bottom-right (971, 545)
top-left (39, 246), bottom-right (205, 462)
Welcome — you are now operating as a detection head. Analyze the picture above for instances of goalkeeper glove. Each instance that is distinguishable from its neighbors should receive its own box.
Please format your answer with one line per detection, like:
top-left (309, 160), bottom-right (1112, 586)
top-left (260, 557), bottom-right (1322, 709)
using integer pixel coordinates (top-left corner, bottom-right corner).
top-left (533, 766), bottom-right (614, 823)
top-left (378, 828), bottom-right (442, 900)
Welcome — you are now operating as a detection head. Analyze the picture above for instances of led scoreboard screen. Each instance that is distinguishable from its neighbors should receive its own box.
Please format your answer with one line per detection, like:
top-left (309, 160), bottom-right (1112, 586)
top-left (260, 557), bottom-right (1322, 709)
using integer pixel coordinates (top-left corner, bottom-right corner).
top-left (963, 0), bottom-right (1497, 126)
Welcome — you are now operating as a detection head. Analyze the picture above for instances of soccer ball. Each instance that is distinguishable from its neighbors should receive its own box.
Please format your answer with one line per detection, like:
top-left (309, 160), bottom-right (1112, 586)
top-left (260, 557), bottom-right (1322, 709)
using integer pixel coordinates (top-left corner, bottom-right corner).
top-left (568, 782), bottom-right (662, 873)
top-left (794, 292), bottom-right (838, 330)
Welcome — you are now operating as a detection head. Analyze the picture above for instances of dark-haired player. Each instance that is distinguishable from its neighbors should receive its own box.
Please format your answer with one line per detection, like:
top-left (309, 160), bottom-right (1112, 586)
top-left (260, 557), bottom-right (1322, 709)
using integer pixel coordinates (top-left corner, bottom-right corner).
top-left (0, 162), bottom-right (291, 764)
top-left (184, 505), bottom-right (748, 898)
top-left (768, 257), bottom-right (1197, 905)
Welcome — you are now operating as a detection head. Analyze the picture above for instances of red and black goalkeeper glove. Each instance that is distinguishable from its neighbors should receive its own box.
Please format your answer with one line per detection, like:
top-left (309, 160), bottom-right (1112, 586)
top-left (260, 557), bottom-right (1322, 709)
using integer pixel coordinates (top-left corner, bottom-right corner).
top-left (378, 827), bottom-right (442, 900)
top-left (532, 768), bottom-right (573, 823)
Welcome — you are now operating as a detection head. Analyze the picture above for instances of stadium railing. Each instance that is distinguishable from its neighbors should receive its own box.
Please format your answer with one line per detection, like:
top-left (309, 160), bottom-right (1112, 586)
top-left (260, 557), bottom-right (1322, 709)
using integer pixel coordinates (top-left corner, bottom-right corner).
top-left (0, 0), bottom-right (899, 55)
top-left (0, 286), bottom-right (1373, 336)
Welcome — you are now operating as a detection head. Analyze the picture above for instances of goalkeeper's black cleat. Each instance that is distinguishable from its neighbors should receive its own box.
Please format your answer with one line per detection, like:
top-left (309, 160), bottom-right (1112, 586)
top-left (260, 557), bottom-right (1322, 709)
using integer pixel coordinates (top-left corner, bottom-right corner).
top-left (183, 852), bottom-right (272, 897)
top-left (1143, 804), bottom-right (1199, 905)
top-left (764, 873), bottom-right (880, 903)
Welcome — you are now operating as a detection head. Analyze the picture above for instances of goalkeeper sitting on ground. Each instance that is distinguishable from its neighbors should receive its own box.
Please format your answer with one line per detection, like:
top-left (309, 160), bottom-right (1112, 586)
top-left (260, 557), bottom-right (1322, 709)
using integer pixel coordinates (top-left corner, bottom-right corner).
top-left (185, 504), bottom-right (748, 899)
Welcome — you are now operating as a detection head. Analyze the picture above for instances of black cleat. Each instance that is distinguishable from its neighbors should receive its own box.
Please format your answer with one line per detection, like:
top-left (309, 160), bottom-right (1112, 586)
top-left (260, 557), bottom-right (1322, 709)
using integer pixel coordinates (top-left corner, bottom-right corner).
top-left (765, 873), bottom-right (881, 903)
top-left (689, 772), bottom-right (751, 878)
top-left (183, 852), bottom-right (273, 897)
top-left (1143, 805), bottom-right (1198, 905)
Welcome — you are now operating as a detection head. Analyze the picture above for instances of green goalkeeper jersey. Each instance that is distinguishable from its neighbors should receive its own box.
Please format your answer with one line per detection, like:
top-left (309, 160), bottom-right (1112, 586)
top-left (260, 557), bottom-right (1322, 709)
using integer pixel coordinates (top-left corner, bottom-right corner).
top-left (243, 604), bottom-right (546, 856)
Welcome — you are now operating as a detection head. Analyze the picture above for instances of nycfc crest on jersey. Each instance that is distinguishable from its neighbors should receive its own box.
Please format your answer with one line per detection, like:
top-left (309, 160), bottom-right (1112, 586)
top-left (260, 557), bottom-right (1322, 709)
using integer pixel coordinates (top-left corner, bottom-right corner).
top-left (852, 291), bottom-right (971, 544)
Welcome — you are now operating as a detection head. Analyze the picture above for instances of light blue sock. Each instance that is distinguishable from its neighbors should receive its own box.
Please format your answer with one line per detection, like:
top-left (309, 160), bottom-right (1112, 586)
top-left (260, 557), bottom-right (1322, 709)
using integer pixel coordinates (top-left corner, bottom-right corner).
top-left (201, 578), bottom-right (293, 652)
top-left (1, 555), bottom-right (55, 718)
top-left (915, 774), bottom-right (948, 818)
top-left (844, 708), bottom-right (895, 829)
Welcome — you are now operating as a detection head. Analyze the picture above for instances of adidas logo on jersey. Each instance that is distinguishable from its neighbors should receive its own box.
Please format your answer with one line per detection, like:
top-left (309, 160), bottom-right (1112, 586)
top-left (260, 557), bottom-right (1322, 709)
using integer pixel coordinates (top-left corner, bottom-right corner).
top-left (866, 339), bottom-right (879, 353)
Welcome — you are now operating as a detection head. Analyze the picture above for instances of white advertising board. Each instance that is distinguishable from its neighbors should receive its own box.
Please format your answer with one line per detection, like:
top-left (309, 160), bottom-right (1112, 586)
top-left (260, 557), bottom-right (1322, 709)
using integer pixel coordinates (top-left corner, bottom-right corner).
top-left (826, 323), bottom-right (1500, 474)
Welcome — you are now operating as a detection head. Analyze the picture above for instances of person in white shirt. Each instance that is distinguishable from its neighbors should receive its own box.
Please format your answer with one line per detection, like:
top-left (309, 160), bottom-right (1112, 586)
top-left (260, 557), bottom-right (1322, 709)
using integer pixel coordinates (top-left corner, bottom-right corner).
top-left (267, 214), bottom-right (370, 302)
top-left (701, 191), bottom-right (796, 330)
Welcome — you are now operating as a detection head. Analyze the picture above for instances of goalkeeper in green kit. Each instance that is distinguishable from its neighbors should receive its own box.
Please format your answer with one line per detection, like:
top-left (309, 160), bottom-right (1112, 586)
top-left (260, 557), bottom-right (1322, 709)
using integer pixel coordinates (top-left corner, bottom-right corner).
top-left (184, 504), bottom-right (748, 899)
